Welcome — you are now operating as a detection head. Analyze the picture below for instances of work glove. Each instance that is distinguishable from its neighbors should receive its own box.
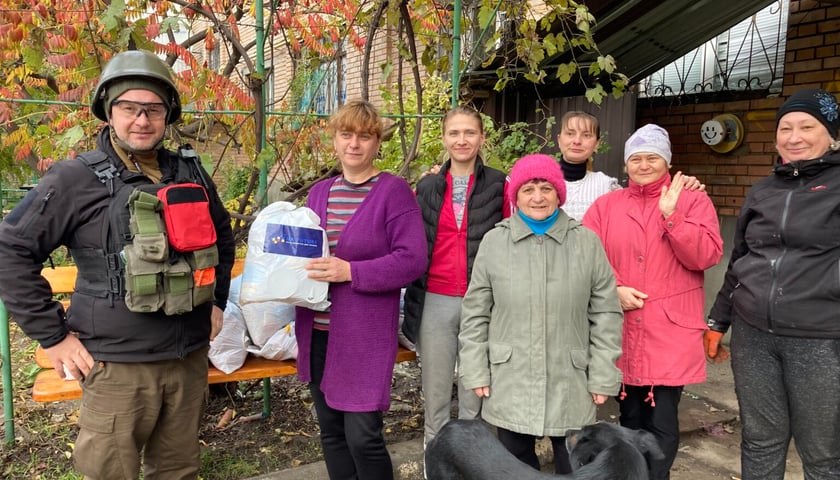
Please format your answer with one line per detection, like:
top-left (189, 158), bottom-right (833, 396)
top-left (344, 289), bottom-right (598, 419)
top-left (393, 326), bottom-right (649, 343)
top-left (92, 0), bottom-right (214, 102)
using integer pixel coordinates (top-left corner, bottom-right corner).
top-left (703, 330), bottom-right (730, 363)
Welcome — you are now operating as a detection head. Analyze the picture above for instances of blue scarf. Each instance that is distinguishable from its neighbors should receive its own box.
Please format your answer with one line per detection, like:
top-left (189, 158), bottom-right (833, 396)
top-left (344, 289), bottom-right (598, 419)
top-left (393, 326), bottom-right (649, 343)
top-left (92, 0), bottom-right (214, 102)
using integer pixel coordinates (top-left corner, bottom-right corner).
top-left (518, 209), bottom-right (559, 235)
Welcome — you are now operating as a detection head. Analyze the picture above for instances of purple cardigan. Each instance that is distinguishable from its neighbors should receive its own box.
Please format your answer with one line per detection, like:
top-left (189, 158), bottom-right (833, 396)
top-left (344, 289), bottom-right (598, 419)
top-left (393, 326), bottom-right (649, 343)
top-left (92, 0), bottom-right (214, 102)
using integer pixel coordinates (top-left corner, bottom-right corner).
top-left (295, 173), bottom-right (427, 411)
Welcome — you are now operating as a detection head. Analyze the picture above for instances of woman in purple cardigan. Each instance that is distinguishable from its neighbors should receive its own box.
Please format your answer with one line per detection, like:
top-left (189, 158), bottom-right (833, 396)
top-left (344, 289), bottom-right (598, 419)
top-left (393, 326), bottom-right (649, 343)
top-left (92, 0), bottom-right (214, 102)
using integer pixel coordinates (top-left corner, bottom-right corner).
top-left (295, 99), bottom-right (427, 480)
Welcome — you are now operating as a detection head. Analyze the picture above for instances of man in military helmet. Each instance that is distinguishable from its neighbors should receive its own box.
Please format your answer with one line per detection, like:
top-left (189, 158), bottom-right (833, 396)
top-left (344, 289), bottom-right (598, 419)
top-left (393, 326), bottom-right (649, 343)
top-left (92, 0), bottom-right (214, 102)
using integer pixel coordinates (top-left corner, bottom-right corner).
top-left (0, 50), bottom-right (235, 479)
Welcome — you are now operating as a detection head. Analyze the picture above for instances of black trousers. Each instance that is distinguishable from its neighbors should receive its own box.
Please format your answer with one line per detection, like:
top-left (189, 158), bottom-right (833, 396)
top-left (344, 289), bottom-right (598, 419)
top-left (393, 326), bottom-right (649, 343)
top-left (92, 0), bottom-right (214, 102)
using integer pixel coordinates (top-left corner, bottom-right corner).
top-left (309, 330), bottom-right (393, 480)
top-left (732, 320), bottom-right (840, 480)
top-left (618, 384), bottom-right (683, 480)
top-left (496, 427), bottom-right (572, 474)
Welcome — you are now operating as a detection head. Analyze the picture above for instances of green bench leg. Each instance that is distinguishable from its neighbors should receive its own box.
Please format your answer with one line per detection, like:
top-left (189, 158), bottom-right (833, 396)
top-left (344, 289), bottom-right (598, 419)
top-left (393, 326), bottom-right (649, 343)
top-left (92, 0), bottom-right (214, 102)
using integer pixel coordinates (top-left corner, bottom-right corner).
top-left (262, 378), bottom-right (271, 418)
top-left (1, 299), bottom-right (15, 445)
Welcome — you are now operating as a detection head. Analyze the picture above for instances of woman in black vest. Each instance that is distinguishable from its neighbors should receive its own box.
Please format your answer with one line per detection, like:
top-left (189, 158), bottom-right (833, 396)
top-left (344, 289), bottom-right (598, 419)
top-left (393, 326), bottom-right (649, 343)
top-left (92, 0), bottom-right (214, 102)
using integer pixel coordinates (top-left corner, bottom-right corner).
top-left (402, 106), bottom-right (506, 451)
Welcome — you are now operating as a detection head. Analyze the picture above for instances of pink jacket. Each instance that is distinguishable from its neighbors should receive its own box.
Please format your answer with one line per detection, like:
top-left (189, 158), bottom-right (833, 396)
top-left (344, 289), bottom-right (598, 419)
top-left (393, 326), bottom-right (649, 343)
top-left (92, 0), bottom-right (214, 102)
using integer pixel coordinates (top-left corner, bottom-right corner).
top-left (582, 174), bottom-right (722, 386)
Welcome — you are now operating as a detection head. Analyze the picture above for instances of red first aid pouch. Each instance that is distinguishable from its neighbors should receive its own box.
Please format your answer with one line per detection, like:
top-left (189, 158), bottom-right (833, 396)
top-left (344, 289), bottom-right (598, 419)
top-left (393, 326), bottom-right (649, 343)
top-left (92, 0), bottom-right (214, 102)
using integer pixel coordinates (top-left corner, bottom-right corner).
top-left (156, 183), bottom-right (217, 252)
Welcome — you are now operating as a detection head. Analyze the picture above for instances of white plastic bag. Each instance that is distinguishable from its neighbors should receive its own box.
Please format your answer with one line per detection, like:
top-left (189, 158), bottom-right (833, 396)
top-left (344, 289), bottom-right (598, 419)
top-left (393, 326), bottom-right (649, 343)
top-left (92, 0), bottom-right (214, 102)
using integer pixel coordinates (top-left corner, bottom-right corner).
top-left (240, 201), bottom-right (330, 310)
top-left (247, 322), bottom-right (298, 361)
top-left (227, 271), bottom-right (242, 305)
top-left (241, 301), bottom-right (295, 348)
top-left (208, 301), bottom-right (250, 374)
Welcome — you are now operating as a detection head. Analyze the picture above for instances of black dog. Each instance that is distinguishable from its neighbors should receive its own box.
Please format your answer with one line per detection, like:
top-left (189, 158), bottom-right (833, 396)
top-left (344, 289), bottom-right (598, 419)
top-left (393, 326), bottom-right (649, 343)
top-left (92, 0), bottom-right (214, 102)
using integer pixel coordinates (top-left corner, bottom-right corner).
top-left (425, 420), bottom-right (664, 480)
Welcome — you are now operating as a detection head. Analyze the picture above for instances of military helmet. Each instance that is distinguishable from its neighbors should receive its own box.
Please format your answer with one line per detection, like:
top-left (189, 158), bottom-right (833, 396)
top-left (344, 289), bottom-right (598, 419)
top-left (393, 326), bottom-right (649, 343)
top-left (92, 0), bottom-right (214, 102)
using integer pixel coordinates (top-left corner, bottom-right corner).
top-left (90, 50), bottom-right (182, 124)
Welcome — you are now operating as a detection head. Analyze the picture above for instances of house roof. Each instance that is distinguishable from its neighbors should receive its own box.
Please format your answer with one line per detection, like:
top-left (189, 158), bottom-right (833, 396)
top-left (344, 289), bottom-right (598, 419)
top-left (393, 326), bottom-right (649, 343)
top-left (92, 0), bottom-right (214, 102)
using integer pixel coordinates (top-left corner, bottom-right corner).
top-left (464, 0), bottom-right (776, 96)
top-left (584, 0), bottom-right (775, 84)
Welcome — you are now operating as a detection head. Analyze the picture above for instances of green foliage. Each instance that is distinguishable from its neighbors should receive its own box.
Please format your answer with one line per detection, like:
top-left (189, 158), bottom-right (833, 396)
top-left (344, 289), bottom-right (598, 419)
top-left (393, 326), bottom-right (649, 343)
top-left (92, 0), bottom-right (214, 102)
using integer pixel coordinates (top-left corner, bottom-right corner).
top-left (0, 152), bottom-right (34, 214)
top-left (222, 167), bottom-right (252, 203)
top-left (2, 324), bottom-right (80, 479)
top-left (0, 0), bottom-right (627, 229)
top-left (378, 76), bottom-right (452, 182)
top-left (450, 0), bottom-right (629, 105)
top-left (483, 117), bottom-right (557, 172)
top-left (0, 148), bottom-right (22, 182)
top-left (47, 246), bottom-right (74, 266)
top-left (596, 131), bottom-right (612, 155)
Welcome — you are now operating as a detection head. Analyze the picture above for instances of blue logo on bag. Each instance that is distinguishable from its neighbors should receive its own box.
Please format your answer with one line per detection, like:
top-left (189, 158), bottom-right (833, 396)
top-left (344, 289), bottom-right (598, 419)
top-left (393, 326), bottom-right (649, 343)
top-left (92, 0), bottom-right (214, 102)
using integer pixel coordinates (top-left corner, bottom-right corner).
top-left (264, 224), bottom-right (323, 258)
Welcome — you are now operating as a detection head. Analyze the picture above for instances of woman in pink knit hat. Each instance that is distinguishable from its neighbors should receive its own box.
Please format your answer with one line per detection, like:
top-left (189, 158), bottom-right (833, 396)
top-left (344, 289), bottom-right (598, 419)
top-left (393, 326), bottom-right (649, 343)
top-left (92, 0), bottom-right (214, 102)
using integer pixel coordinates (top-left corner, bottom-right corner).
top-left (458, 153), bottom-right (624, 474)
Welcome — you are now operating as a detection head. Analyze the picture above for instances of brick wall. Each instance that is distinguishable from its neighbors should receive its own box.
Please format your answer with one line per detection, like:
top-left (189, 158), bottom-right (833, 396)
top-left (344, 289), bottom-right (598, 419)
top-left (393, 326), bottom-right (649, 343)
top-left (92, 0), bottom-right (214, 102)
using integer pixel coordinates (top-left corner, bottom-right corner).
top-left (635, 0), bottom-right (840, 216)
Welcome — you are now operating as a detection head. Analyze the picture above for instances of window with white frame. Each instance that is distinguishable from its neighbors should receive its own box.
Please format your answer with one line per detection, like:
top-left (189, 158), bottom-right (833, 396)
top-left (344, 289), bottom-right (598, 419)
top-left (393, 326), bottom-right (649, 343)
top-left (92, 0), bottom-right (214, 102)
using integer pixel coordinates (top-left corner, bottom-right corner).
top-left (463, 5), bottom-right (513, 72)
top-left (301, 45), bottom-right (346, 114)
top-left (208, 43), bottom-right (221, 72)
top-left (640, 0), bottom-right (788, 97)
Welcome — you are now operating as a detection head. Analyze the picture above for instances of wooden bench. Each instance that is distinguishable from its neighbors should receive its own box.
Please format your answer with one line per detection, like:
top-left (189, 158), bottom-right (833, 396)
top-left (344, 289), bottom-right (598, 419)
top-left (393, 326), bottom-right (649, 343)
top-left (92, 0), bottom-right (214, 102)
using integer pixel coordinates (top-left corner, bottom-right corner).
top-left (0, 259), bottom-right (417, 444)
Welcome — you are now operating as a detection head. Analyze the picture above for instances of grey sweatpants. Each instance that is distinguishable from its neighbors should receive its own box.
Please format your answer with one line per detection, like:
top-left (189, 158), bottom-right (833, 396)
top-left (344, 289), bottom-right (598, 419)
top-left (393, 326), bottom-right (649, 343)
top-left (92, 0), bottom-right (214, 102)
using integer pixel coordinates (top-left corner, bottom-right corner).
top-left (731, 320), bottom-right (840, 480)
top-left (416, 292), bottom-right (481, 444)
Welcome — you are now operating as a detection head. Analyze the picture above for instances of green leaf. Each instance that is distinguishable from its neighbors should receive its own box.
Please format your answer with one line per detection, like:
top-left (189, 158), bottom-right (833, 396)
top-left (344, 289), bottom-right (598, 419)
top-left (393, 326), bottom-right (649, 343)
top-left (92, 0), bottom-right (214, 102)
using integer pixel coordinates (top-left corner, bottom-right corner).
top-left (58, 126), bottom-right (85, 151)
top-left (102, 0), bottom-right (126, 31)
top-left (478, 4), bottom-right (496, 29)
top-left (585, 84), bottom-right (607, 104)
top-left (20, 47), bottom-right (44, 72)
top-left (256, 149), bottom-right (274, 170)
top-left (39, 139), bottom-right (53, 158)
top-left (380, 61), bottom-right (394, 81)
top-left (543, 33), bottom-right (558, 57)
top-left (481, 51), bottom-right (498, 68)
top-left (611, 78), bottom-right (627, 99)
top-left (554, 34), bottom-right (568, 53)
top-left (555, 62), bottom-right (577, 83)
top-left (598, 55), bottom-right (617, 74)
top-left (160, 16), bottom-right (181, 32)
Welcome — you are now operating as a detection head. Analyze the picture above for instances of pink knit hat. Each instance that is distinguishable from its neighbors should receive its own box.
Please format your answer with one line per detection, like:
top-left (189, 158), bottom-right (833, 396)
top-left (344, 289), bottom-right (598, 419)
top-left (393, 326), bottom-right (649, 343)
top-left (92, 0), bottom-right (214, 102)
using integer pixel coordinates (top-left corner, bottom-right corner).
top-left (507, 154), bottom-right (567, 207)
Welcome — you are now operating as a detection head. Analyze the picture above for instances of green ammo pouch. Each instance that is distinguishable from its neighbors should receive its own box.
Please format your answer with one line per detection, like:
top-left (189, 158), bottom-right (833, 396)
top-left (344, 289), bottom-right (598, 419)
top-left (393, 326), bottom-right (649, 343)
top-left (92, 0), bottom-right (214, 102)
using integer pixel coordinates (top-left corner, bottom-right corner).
top-left (124, 242), bottom-right (164, 313)
top-left (162, 257), bottom-right (194, 315)
top-left (187, 245), bottom-right (219, 307)
top-left (128, 189), bottom-right (169, 262)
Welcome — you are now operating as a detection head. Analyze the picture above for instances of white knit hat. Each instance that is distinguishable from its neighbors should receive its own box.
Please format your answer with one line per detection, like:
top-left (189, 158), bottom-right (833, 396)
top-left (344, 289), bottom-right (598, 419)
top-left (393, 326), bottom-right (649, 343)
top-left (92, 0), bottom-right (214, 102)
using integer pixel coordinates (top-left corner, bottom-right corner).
top-left (624, 124), bottom-right (672, 164)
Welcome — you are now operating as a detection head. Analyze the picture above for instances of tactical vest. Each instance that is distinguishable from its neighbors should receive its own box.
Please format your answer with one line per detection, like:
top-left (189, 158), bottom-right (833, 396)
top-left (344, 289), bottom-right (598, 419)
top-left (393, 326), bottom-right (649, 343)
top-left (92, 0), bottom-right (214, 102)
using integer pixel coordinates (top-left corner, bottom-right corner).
top-left (69, 146), bottom-right (219, 315)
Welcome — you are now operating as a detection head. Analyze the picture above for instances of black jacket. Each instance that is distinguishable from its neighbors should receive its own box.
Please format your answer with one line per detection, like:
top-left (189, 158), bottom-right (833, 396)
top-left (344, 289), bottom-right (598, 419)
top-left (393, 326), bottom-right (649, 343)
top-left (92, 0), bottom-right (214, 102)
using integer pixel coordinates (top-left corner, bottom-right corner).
top-left (0, 128), bottom-right (236, 360)
top-left (402, 159), bottom-right (506, 343)
top-left (708, 150), bottom-right (840, 338)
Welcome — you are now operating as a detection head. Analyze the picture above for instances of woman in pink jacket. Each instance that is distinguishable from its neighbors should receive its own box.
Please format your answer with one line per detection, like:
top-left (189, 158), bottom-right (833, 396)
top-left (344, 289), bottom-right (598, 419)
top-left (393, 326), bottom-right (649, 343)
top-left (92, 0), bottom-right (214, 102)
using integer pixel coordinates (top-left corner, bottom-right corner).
top-left (582, 124), bottom-right (723, 480)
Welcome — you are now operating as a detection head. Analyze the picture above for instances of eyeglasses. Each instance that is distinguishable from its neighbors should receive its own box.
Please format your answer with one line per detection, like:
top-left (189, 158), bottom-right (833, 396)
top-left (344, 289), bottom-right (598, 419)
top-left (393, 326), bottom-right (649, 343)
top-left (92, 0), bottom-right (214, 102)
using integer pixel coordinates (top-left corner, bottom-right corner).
top-left (111, 100), bottom-right (168, 121)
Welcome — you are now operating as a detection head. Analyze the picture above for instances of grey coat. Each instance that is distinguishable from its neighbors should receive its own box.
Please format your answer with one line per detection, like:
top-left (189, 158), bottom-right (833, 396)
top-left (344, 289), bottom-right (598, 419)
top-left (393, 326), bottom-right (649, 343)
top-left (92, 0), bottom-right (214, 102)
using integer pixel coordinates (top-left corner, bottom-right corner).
top-left (459, 212), bottom-right (623, 437)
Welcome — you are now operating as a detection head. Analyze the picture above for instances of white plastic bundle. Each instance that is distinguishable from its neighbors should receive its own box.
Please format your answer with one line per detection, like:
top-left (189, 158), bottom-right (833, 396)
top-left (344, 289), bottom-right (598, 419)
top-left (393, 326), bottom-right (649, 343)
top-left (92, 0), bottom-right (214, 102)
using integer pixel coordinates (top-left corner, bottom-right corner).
top-left (208, 301), bottom-right (249, 374)
top-left (239, 201), bottom-right (330, 310)
top-left (241, 301), bottom-right (295, 348)
top-left (247, 322), bottom-right (298, 361)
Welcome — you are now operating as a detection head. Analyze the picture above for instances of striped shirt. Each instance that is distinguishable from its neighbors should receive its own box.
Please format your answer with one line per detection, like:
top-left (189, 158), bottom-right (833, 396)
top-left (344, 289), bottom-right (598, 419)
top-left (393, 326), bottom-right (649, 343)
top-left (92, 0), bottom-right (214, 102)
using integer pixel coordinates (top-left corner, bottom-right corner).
top-left (313, 174), bottom-right (380, 330)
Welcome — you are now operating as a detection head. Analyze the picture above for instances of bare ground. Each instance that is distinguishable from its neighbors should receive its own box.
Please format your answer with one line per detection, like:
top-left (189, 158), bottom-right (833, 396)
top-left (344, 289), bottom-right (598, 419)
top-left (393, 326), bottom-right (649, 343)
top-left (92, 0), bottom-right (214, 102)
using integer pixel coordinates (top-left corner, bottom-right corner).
top-left (0, 325), bottom-right (425, 479)
top-left (197, 360), bottom-right (425, 477)
top-left (4, 333), bottom-right (800, 480)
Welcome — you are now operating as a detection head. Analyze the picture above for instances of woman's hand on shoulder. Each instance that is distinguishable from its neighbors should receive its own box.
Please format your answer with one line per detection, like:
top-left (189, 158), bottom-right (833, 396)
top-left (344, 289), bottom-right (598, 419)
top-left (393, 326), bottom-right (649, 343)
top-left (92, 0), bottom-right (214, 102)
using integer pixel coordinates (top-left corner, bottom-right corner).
top-left (681, 174), bottom-right (706, 192)
top-left (421, 164), bottom-right (441, 178)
